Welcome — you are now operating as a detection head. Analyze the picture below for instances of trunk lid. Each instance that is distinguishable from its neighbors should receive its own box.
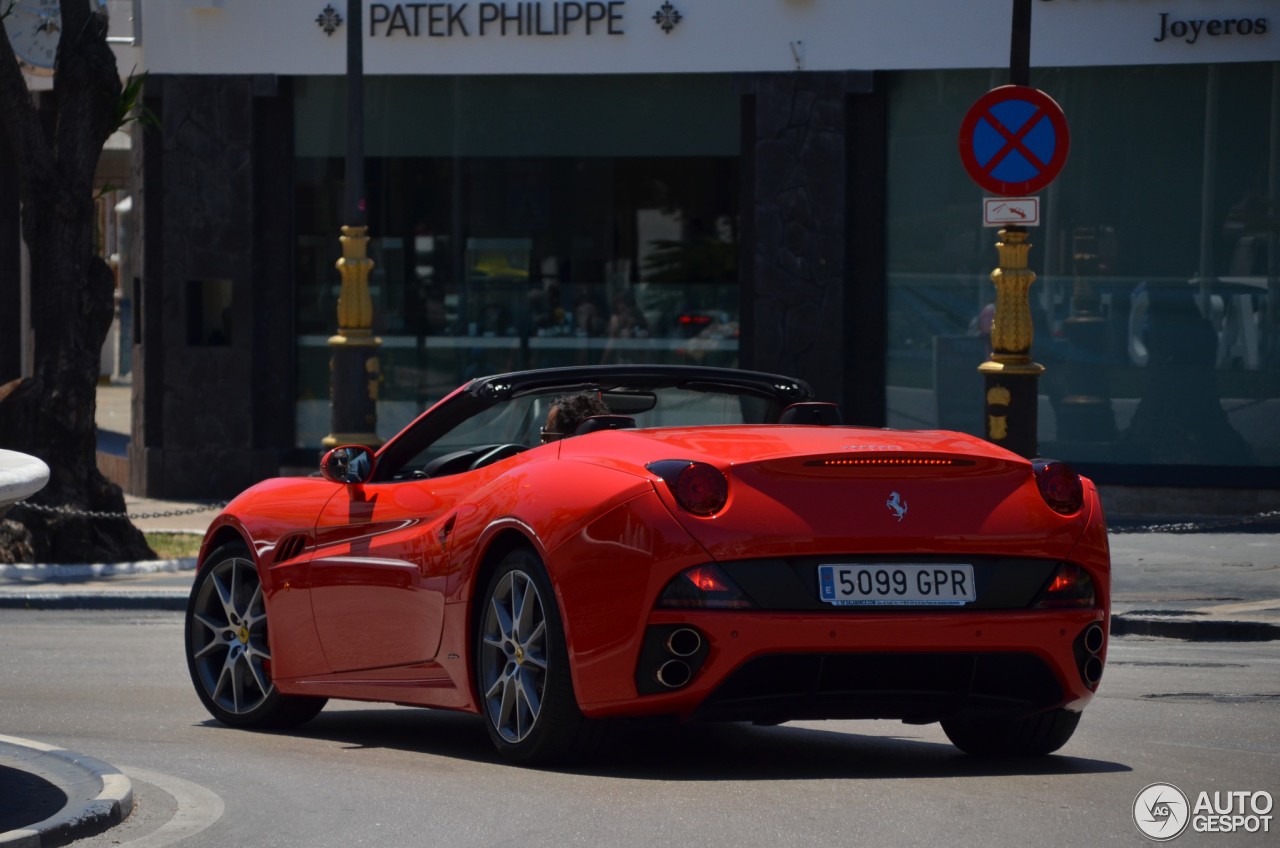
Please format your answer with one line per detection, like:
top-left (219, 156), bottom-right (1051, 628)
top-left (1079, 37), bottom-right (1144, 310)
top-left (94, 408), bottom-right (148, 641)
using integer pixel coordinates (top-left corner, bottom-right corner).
top-left (574, 425), bottom-right (1089, 560)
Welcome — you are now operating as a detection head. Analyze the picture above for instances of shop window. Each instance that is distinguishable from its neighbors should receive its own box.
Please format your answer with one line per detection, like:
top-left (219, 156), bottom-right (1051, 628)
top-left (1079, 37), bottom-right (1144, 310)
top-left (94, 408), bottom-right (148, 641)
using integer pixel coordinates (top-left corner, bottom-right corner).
top-left (292, 75), bottom-right (741, 448)
top-left (885, 62), bottom-right (1280, 472)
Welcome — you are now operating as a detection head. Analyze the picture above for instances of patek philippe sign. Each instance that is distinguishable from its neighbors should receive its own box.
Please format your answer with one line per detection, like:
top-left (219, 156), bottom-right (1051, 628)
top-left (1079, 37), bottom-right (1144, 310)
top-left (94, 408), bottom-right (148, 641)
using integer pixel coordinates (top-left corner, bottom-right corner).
top-left (366, 3), bottom-right (629, 38)
top-left (139, 0), bottom-right (1277, 76)
top-left (312, 1), bottom-right (676, 39)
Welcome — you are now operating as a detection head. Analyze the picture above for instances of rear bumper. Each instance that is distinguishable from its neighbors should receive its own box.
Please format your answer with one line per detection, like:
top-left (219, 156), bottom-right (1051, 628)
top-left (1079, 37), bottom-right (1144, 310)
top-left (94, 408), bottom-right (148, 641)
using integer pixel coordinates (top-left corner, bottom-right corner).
top-left (578, 608), bottom-right (1107, 722)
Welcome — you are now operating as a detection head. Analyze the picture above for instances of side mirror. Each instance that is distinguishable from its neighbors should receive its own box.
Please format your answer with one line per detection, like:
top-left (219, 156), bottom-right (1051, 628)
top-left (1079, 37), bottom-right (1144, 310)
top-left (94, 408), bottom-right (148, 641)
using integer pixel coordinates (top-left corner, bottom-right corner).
top-left (320, 445), bottom-right (376, 484)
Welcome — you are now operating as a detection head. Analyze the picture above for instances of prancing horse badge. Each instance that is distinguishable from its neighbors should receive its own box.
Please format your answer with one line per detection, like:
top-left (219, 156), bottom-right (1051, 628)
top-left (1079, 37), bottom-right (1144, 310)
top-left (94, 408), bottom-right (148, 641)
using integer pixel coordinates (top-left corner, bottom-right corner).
top-left (886, 491), bottom-right (907, 521)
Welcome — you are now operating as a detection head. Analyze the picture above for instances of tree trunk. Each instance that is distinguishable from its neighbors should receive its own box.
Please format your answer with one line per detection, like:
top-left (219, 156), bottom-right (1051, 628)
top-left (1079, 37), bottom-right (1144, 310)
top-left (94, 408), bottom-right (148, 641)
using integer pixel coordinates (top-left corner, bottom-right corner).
top-left (0, 1), bottom-right (152, 563)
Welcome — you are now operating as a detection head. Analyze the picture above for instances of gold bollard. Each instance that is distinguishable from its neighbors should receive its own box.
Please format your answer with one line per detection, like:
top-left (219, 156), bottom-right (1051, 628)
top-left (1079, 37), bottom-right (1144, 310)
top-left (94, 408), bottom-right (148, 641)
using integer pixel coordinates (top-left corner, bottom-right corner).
top-left (324, 225), bottom-right (384, 450)
top-left (978, 227), bottom-right (1043, 458)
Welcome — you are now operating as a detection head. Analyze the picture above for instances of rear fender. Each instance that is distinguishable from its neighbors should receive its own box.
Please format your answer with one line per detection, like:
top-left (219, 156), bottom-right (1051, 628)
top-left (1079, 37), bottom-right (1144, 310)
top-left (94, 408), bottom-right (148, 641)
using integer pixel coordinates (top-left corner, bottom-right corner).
top-left (445, 461), bottom-right (654, 603)
top-left (547, 490), bottom-right (712, 707)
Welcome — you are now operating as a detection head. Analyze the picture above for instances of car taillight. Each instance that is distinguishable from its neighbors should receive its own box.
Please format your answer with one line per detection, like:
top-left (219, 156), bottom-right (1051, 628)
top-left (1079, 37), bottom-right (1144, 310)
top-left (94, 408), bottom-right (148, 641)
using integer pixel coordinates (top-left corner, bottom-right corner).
top-left (647, 460), bottom-right (729, 516)
top-left (1032, 562), bottom-right (1096, 609)
top-left (658, 565), bottom-right (754, 609)
top-left (1033, 459), bottom-right (1084, 515)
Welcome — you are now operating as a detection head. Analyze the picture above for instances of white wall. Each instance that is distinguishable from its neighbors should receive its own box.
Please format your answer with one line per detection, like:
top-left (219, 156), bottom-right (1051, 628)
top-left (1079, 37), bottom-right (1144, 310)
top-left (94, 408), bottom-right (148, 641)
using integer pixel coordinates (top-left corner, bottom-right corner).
top-left (136, 0), bottom-right (1279, 76)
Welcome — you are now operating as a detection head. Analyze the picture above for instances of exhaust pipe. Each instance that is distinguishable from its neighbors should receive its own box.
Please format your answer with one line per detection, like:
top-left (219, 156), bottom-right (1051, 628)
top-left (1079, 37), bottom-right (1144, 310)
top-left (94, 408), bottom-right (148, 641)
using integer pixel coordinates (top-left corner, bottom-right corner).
top-left (1077, 623), bottom-right (1105, 687)
top-left (636, 626), bottom-right (706, 695)
top-left (656, 659), bottom-right (692, 689)
top-left (665, 628), bottom-right (702, 658)
top-left (1082, 656), bottom-right (1104, 687)
top-left (1083, 623), bottom-right (1105, 655)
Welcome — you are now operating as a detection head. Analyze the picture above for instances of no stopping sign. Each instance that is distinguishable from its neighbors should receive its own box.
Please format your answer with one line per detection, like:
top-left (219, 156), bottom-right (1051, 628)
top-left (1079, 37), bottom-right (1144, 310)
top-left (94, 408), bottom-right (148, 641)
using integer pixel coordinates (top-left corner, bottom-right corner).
top-left (959, 85), bottom-right (1070, 196)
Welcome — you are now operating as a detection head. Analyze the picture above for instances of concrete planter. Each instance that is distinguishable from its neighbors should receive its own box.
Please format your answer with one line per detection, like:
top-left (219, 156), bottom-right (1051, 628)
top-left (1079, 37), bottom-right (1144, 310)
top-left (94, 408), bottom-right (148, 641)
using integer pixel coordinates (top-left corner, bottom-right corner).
top-left (0, 449), bottom-right (51, 517)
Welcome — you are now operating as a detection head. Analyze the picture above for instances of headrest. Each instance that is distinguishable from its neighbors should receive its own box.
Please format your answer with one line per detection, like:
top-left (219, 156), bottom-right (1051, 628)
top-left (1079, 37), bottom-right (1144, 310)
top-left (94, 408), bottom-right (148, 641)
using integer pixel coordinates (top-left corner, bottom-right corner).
top-left (778, 402), bottom-right (842, 425)
top-left (574, 415), bottom-right (637, 435)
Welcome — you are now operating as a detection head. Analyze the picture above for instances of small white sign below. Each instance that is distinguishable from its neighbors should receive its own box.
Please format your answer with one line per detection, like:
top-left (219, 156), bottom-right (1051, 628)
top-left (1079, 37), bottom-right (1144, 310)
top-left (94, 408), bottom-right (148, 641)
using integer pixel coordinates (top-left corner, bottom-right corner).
top-left (983, 197), bottom-right (1040, 227)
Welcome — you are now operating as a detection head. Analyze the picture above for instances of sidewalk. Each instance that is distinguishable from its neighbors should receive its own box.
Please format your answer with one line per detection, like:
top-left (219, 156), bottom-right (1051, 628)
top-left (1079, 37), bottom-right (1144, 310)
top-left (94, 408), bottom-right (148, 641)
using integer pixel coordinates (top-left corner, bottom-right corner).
top-left (1107, 523), bottom-right (1280, 641)
top-left (0, 491), bottom-right (215, 611)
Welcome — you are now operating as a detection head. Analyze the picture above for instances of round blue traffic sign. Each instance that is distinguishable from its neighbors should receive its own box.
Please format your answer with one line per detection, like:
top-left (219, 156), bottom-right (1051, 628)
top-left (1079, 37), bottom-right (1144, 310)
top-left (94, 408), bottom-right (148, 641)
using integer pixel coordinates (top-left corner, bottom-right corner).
top-left (958, 85), bottom-right (1070, 196)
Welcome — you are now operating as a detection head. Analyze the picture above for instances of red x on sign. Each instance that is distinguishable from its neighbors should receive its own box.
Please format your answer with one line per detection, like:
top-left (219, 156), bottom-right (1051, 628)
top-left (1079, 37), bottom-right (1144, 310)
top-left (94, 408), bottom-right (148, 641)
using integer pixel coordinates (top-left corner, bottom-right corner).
top-left (958, 85), bottom-right (1070, 196)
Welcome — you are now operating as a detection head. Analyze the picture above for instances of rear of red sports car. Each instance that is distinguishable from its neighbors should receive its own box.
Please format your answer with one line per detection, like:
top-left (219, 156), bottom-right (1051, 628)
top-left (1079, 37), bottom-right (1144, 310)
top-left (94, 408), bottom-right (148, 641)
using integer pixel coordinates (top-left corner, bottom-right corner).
top-left (545, 425), bottom-right (1110, 757)
top-left (185, 366), bottom-right (1108, 765)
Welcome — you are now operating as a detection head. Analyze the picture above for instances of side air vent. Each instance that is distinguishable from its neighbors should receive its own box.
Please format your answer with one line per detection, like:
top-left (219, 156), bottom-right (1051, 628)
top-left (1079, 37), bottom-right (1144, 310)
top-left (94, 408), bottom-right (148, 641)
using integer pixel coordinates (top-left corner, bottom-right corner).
top-left (274, 534), bottom-right (309, 564)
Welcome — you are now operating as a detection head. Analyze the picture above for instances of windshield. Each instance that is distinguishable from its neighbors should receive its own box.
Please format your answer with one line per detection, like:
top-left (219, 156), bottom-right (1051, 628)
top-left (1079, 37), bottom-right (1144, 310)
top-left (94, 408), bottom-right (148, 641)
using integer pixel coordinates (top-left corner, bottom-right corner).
top-left (377, 380), bottom-right (783, 481)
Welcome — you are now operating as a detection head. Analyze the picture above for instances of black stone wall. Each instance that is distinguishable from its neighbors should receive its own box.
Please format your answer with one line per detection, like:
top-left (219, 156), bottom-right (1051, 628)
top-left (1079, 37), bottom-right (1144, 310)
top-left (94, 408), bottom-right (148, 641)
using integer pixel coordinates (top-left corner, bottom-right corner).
top-left (739, 72), bottom-right (886, 424)
top-left (130, 75), bottom-right (296, 499)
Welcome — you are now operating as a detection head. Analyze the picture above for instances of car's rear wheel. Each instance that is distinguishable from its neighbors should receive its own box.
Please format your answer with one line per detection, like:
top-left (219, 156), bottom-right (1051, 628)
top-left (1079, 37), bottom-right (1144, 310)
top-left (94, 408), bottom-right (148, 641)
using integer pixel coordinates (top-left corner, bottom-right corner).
top-left (941, 708), bottom-right (1082, 757)
top-left (185, 543), bottom-right (326, 728)
top-left (476, 548), bottom-right (598, 764)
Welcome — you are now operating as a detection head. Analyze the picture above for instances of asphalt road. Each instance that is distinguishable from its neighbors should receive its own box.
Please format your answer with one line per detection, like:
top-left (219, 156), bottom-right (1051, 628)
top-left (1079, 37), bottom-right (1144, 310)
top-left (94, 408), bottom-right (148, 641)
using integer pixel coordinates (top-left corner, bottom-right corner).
top-left (1, 609), bottom-right (1277, 848)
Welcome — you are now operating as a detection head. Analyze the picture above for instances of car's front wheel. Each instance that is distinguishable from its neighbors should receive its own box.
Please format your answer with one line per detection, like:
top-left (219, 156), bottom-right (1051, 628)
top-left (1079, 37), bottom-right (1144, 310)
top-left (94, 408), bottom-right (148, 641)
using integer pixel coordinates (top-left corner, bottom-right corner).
top-left (185, 543), bottom-right (326, 728)
top-left (941, 708), bottom-right (1081, 757)
top-left (476, 548), bottom-right (599, 764)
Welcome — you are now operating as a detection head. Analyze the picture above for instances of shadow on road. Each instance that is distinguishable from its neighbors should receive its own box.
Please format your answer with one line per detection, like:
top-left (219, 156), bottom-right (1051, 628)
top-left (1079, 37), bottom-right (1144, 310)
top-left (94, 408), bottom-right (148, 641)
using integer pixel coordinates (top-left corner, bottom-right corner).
top-left (0, 765), bottom-right (66, 832)
top-left (201, 707), bottom-right (1131, 781)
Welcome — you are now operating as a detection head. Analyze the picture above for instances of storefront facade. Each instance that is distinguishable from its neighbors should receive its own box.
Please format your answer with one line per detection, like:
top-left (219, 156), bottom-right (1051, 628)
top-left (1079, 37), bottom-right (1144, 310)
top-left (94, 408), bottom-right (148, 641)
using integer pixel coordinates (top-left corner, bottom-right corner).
top-left (120, 0), bottom-right (1278, 498)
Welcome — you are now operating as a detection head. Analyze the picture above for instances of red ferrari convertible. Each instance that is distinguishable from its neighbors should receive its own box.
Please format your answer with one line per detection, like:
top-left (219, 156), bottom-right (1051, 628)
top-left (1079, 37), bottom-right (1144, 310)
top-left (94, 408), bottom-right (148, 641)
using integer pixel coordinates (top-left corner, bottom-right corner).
top-left (185, 365), bottom-right (1110, 764)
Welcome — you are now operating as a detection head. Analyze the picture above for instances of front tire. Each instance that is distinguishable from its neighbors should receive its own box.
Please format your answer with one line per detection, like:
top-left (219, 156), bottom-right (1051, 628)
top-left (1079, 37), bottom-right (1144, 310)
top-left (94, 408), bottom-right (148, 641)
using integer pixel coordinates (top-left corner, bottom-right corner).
top-left (185, 543), bottom-right (326, 728)
top-left (476, 549), bottom-right (598, 765)
top-left (941, 709), bottom-right (1082, 757)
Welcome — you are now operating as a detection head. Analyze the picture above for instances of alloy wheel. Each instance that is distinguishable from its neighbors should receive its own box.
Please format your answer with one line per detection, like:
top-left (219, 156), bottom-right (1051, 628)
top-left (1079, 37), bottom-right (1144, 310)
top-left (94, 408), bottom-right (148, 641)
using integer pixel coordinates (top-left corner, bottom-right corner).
top-left (188, 555), bottom-right (274, 716)
top-left (479, 569), bottom-right (549, 744)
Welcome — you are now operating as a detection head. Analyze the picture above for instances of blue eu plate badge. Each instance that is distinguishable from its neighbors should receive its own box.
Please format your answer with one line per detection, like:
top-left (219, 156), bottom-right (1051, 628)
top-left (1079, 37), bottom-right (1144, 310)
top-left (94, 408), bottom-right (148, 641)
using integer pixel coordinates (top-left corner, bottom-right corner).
top-left (819, 568), bottom-right (835, 602)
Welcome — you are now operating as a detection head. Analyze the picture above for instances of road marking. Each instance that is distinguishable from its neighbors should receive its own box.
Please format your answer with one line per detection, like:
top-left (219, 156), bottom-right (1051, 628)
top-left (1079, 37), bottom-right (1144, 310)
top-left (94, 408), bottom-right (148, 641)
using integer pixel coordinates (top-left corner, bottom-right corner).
top-left (114, 766), bottom-right (224, 848)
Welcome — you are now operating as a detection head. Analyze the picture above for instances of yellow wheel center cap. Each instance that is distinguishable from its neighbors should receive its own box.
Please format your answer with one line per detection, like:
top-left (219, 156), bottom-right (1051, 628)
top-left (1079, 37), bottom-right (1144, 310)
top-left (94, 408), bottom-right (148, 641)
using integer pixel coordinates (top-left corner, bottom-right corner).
top-left (514, 645), bottom-right (525, 665)
top-left (237, 626), bottom-right (250, 644)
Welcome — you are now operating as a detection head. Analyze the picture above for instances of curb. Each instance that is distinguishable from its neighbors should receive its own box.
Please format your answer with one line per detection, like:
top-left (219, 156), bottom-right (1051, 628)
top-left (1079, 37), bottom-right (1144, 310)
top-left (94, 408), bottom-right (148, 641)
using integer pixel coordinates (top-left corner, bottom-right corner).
top-left (1111, 615), bottom-right (1280, 642)
top-left (0, 736), bottom-right (132, 848)
top-left (0, 593), bottom-right (189, 611)
top-left (0, 558), bottom-right (196, 582)
top-left (0, 559), bottom-right (195, 611)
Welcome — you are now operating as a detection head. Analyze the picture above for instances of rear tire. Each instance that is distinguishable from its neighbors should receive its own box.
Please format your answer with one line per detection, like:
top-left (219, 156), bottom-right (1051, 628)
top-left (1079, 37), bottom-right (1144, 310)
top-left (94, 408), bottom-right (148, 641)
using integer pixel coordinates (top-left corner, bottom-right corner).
top-left (941, 709), bottom-right (1081, 757)
top-left (476, 548), bottom-right (600, 765)
top-left (185, 543), bottom-right (326, 729)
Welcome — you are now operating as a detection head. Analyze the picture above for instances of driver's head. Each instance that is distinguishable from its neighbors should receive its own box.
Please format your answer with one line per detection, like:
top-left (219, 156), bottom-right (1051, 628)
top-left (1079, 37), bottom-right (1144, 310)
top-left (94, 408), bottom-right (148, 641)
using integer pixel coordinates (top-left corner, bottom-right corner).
top-left (542, 391), bottom-right (610, 443)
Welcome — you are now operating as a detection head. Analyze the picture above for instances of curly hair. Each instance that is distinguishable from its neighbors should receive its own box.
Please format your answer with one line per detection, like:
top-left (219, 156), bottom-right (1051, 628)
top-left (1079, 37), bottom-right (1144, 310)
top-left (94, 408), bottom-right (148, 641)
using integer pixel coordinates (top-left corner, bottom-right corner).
top-left (548, 391), bottom-right (611, 436)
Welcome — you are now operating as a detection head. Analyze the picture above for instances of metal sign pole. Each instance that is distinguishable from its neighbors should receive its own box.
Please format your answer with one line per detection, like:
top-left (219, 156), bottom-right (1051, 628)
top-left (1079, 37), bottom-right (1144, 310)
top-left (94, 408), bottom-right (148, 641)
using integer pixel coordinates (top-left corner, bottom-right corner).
top-left (976, 0), bottom-right (1042, 459)
top-left (1010, 0), bottom-right (1031, 88)
top-left (325, 0), bottom-right (384, 451)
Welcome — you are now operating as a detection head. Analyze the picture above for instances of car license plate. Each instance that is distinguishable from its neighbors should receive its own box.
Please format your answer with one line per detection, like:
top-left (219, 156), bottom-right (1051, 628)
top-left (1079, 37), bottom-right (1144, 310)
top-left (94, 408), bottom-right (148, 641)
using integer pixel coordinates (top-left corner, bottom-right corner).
top-left (818, 564), bottom-right (976, 607)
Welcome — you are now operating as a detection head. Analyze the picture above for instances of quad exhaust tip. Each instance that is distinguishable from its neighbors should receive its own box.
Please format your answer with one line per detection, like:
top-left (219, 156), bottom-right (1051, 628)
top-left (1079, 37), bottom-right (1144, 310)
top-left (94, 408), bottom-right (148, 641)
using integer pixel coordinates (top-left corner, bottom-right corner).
top-left (1083, 623), bottom-right (1105, 655)
top-left (1079, 623), bottom-right (1106, 687)
top-left (665, 628), bottom-right (702, 658)
top-left (656, 659), bottom-right (692, 689)
top-left (1082, 656), bottom-right (1104, 687)
top-left (654, 628), bottom-right (703, 688)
